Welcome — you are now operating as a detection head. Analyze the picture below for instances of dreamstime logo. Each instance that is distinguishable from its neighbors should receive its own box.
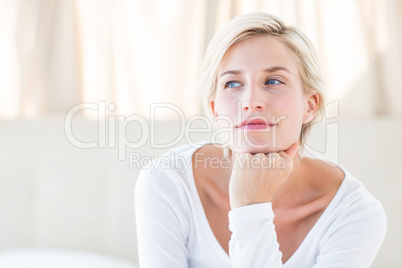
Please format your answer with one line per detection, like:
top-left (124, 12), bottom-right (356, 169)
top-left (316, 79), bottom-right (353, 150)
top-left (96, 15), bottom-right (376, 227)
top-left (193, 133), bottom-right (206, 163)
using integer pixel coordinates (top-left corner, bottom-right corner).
top-left (64, 100), bottom-right (339, 167)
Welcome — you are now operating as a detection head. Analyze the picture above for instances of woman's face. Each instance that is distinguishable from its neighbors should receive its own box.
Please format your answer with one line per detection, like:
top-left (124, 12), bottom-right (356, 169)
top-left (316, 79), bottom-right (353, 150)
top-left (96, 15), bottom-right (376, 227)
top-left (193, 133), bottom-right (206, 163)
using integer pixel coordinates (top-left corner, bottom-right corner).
top-left (211, 35), bottom-right (317, 154)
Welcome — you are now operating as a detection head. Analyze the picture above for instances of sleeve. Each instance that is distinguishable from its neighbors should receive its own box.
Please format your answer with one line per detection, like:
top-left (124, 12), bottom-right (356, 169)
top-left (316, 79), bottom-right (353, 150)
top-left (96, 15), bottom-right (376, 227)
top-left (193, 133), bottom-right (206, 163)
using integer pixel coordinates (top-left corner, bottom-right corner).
top-left (135, 168), bottom-right (190, 268)
top-left (313, 199), bottom-right (387, 268)
top-left (228, 203), bottom-right (283, 268)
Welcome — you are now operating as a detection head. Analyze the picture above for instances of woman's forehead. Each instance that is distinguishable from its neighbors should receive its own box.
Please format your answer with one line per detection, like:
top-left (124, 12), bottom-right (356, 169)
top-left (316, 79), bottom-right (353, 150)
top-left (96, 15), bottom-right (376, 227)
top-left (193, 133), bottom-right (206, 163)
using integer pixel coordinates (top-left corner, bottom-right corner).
top-left (218, 35), bottom-right (299, 76)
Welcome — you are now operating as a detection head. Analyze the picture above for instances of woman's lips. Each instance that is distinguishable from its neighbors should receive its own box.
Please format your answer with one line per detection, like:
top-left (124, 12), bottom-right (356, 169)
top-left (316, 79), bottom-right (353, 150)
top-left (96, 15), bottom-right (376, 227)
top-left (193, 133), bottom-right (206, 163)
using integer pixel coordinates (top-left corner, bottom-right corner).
top-left (236, 118), bottom-right (276, 130)
top-left (239, 123), bottom-right (274, 130)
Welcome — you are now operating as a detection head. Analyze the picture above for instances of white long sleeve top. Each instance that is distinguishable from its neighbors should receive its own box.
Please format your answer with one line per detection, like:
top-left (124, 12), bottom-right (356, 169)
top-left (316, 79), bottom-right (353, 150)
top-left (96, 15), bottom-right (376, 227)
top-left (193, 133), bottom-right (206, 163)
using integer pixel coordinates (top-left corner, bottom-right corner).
top-left (135, 142), bottom-right (386, 268)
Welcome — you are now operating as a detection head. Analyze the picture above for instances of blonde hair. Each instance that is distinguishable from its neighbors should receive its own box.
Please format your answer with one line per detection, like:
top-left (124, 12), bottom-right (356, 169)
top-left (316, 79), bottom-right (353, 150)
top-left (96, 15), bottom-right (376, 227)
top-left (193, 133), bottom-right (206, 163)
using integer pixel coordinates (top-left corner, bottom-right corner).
top-left (201, 12), bottom-right (324, 147)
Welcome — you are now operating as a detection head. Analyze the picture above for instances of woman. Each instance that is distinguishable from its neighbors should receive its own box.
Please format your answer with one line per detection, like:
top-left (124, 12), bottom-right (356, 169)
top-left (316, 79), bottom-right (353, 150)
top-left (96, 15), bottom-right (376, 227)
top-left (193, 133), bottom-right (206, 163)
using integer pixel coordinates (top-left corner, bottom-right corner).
top-left (135, 13), bottom-right (386, 267)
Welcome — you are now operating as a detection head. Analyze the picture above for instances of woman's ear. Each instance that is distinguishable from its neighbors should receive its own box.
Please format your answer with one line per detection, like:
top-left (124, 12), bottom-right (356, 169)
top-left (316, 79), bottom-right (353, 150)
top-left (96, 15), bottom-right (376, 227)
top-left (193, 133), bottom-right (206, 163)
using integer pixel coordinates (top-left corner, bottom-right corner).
top-left (303, 94), bottom-right (319, 124)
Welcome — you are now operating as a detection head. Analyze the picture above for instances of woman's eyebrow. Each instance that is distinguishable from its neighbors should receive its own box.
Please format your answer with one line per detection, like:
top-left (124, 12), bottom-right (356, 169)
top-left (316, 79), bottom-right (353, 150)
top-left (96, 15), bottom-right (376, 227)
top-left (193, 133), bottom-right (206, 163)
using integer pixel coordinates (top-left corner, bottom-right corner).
top-left (263, 66), bottom-right (291, 74)
top-left (219, 66), bottom-right (291, 78)
top-left (219, 70), bottom-right (242, 78)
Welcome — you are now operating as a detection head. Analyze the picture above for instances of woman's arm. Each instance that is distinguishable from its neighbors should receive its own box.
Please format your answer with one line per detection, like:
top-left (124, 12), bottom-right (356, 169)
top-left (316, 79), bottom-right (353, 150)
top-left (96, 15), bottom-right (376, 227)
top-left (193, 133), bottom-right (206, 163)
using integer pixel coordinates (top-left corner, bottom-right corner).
top-left (229, 203), bottom-right (283, 268)
top-left (135, 168), bottom-right (189, 268)
top-left (227, 145), bottom-right (298, 267)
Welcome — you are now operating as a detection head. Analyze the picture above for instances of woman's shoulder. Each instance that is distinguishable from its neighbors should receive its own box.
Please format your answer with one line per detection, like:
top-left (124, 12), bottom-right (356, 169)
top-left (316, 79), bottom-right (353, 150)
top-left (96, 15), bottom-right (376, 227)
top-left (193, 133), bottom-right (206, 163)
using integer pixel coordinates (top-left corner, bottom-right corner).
top-left (136, 141), bottom-right (212, 191)
top-left (307, 158), bottom-right (385, 214)
top-left (303, 157), bottom-right (384, 215)
top-left (331, 163), bottom-right (382, 207)
top-left (298, 160), bottom-right (387, 267)
top-left (304, 158), bottom-right (386, 239)
top-left (139, 142), bottom-right (208, 174)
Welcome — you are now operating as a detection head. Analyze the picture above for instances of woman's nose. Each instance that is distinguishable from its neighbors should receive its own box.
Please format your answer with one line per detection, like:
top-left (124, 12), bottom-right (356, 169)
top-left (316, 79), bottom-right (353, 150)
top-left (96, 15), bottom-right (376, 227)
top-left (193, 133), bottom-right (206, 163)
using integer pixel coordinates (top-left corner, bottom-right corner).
top-left (241, 86), bottom-right (265, 111)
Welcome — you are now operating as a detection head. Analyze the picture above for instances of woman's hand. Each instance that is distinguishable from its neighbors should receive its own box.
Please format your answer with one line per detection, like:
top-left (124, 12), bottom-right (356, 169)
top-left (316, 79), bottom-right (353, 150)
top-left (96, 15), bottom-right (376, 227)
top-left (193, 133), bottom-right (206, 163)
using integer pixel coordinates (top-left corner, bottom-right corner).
top-left (229, 143), bottom-right (299, 209)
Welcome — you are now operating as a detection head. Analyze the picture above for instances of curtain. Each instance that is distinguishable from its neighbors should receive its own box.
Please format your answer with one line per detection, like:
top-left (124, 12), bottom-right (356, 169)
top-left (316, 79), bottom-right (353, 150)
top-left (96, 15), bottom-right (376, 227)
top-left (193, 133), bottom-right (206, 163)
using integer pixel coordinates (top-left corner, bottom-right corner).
top-left (0, 0), bottom-right (401, 119)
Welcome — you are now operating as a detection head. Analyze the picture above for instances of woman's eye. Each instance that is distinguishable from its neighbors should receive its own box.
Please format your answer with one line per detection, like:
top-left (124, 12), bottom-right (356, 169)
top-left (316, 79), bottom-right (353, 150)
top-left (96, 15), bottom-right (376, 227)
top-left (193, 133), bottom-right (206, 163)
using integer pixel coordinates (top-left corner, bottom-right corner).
top-left (225, 81), bottom-right (242, 88)
top-left (266, 79), bottom-right (282, 85)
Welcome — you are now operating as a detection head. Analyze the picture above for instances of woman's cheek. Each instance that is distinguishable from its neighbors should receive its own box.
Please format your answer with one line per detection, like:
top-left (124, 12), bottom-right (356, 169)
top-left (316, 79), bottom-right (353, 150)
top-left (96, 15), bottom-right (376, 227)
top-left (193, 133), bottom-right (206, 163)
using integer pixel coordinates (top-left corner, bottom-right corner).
top-left (272, 111), bottom-right (301, 149)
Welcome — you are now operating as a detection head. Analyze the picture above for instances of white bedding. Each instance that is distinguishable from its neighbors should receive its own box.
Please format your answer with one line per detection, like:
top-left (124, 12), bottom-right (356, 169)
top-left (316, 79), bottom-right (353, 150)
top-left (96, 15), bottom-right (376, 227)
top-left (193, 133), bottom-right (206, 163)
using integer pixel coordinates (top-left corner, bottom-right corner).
top-left (0, 248), bottom-right (138, 268)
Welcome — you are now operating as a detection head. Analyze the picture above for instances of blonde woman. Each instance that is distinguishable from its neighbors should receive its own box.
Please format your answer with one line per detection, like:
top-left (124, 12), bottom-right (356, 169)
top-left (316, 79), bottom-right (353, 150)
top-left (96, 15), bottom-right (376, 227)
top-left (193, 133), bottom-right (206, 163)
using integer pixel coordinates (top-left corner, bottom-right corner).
top-left (135, 13), bottom-right (386, 267)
